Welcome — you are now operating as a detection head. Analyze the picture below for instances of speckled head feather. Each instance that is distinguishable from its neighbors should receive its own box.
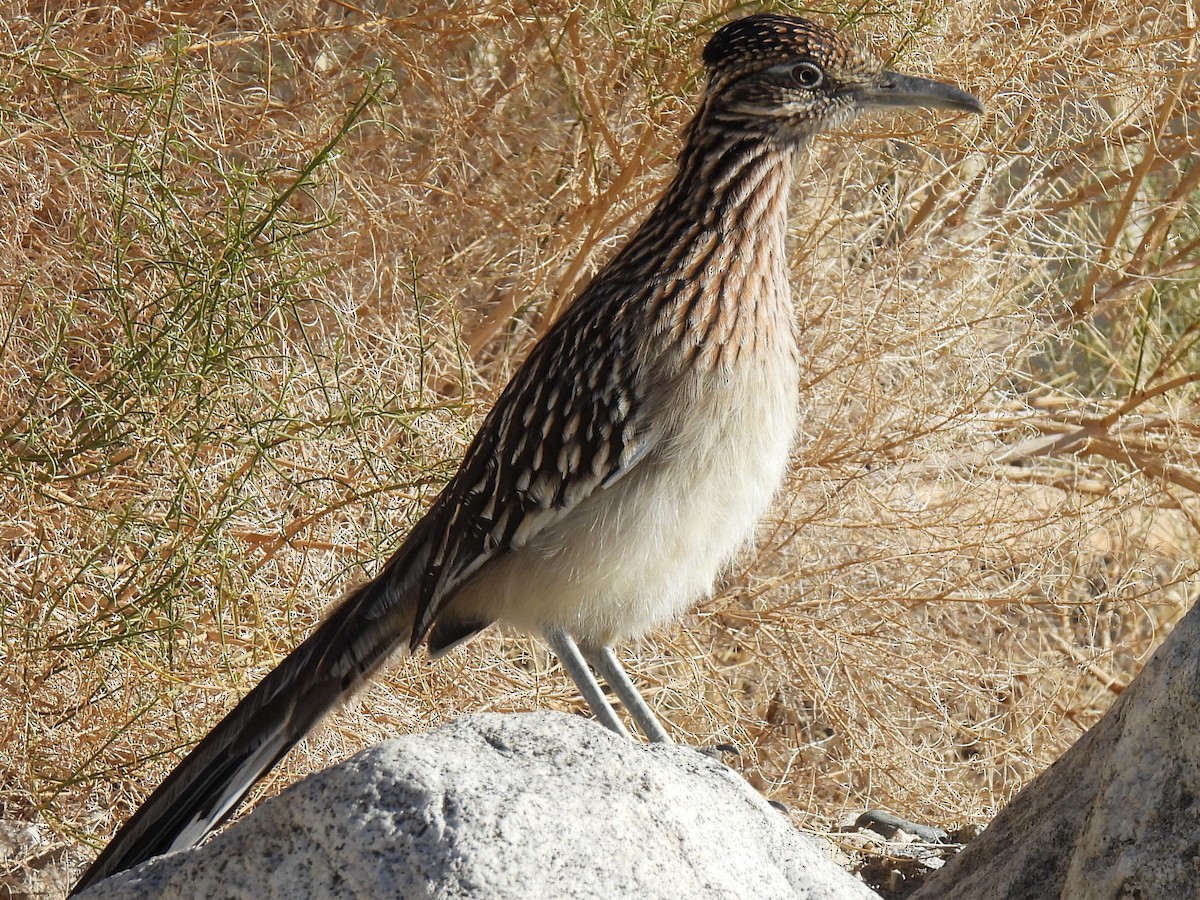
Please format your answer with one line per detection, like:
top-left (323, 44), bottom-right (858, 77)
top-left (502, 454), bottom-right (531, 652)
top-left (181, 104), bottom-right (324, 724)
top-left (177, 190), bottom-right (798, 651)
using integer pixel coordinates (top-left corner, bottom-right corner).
top-left (702, 14), bottom-right (877, 85)
top-left (697, 13), bottom-right (982, 130)
top-left (689, 14), bottom-right (888, 144)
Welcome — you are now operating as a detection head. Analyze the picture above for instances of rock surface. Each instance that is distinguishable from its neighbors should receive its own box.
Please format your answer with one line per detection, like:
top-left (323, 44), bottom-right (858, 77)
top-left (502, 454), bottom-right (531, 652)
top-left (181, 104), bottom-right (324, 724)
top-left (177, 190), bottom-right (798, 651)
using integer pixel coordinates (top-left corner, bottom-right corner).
top-left (76, 711), bottom-right (878, 900)
top-left (912, 598), bottom-right (1200, 900)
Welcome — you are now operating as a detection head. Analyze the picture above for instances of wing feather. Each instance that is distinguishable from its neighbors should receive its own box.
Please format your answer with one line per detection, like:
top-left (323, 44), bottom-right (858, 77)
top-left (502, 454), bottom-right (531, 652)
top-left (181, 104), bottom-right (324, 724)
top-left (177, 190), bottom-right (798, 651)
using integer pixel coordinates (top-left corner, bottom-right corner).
top-left (409, 291), bottom-right (651, 645)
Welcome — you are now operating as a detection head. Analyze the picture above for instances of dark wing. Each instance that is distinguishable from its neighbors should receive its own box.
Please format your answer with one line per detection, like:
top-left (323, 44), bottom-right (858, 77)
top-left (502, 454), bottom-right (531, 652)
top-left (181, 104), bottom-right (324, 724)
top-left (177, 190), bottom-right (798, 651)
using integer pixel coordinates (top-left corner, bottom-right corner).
top-left (409, 287), bottom-right (653, 645)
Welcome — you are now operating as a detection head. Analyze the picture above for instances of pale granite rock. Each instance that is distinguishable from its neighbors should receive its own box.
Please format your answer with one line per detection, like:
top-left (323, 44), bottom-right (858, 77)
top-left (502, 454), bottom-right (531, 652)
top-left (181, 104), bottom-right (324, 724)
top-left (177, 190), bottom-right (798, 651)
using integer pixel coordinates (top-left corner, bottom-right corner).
top-left (77, 711), bottom-right (878, 900)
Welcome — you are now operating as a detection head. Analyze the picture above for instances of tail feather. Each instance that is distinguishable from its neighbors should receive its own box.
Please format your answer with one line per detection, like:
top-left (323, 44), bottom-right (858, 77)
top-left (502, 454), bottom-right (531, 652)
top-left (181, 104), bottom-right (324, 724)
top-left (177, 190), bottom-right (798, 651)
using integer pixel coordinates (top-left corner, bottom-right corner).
top-left (71, 536), bottom-right (428, 895)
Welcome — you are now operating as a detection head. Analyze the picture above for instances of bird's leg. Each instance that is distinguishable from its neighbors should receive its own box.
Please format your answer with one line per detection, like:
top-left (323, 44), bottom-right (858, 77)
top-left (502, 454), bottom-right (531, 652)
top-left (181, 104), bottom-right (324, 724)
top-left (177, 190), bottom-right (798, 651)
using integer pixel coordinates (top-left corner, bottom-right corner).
top-left (581, 643), bottom-right (672, 743)
top-left (543, 627), bottom-right (631, 738)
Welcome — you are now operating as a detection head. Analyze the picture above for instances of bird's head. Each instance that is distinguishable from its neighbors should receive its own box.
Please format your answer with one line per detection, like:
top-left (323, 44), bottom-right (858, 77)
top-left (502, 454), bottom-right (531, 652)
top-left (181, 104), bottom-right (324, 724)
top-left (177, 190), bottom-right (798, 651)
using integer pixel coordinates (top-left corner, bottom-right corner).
top-left (700, 14), bottom-right (983, 144)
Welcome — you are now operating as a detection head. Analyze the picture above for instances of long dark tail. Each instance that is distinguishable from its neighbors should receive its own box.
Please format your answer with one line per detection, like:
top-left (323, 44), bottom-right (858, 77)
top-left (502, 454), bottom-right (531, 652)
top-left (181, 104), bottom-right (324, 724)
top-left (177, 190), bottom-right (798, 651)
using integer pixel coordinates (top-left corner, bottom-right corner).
top-left (71, 529), bottom-right (431, 895)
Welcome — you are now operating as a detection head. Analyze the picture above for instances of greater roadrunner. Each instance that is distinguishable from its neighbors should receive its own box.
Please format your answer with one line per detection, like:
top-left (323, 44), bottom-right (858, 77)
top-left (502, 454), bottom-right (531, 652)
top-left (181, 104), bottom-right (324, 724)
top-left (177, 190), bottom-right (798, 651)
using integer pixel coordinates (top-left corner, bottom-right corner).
top-left (73, 14), bottom-right (981, 893)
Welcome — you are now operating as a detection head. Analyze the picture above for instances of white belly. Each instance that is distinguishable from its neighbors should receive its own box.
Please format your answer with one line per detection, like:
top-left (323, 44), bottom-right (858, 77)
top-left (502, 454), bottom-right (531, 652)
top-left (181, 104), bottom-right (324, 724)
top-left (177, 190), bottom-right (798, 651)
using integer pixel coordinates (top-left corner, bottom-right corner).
top-left (454, 340), bottom-right (800, 647)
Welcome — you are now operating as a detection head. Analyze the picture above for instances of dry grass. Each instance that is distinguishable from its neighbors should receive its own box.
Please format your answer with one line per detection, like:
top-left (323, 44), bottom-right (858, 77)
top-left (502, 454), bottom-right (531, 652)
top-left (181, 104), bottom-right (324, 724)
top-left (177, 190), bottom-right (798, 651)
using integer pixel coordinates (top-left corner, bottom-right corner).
top-left (2, 0), bottom-right (1198, 895)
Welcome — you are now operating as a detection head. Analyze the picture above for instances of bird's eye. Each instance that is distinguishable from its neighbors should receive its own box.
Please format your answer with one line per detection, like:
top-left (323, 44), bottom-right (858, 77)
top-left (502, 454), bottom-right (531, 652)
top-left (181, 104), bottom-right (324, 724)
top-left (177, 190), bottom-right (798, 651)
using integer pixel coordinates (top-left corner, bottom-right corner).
top-left (789, 62), bottom-right (824, 89)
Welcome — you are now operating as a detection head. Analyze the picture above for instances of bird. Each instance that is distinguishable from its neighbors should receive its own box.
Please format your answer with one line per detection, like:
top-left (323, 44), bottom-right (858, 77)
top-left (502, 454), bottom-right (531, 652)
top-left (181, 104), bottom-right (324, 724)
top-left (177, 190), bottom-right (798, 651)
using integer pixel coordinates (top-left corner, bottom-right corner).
top-left (72, 13), bottom-right (982, 894)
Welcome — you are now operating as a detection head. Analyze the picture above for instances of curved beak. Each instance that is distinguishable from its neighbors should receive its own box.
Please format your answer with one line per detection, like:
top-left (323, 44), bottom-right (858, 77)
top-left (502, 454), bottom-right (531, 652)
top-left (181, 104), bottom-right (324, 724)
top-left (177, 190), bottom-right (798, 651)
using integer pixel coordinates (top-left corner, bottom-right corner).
top-left (858, 71), bottom-right (984, 114)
